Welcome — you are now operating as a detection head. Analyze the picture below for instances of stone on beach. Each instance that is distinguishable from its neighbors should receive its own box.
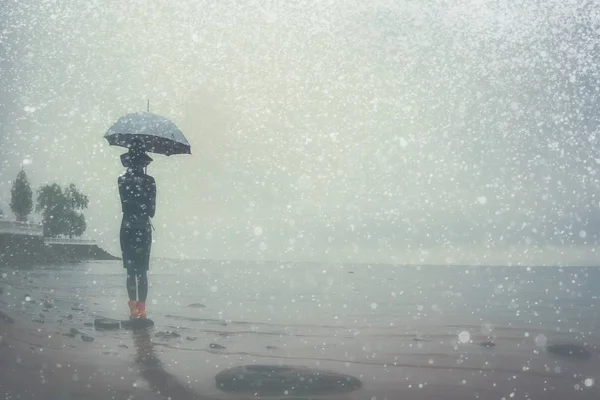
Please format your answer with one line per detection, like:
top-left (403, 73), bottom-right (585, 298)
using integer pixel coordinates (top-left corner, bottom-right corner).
top-left (94, 318), bottom-right (121, 330)
top-left (546, 343), bottom-right (592, 359)
top-left (215, 365), bottom-right (362, 396)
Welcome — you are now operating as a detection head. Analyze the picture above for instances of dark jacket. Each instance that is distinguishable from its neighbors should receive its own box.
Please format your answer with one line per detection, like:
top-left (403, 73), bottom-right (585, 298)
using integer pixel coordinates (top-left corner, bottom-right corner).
top-left (118, 170), bottom-right (156, 222)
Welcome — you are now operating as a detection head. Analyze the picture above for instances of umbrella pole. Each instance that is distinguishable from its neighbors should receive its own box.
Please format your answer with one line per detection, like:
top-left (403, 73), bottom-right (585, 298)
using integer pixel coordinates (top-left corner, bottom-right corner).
top-left (147, 99), bottom-right (150, 112)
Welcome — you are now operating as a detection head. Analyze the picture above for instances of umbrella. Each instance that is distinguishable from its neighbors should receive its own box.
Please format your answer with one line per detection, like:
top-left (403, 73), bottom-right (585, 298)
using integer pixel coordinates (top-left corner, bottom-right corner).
top-left (104, 111), bottom-right (191, 156)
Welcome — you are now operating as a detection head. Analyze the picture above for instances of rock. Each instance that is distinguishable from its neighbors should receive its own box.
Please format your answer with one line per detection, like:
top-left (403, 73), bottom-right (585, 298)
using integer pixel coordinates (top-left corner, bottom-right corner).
top-left (43, 300), bottom-right (54, 309)
top-left (413, 336), bottom-right (430, 342)
top-left (118, 344), bottom-right (128, 349)
top-left (186, 336), bottom-right (197, 341)
top-left (209, 343), bottom-right (226, 350)
top-left (547, 343), bottom-right (591, 359)
top-left (81, 334), bottom-right (94, 342)
top-left (62, 332), bottom-right (76, 338)
top-left (187, 303), bottom-right (206, 308)
top-left (155, 331), bottom-right (180, 339)
top-left (70, 327), bottom-right (80, 334)
top-left (266, 345), bottom-right (278, 350)
top-left (479, 341), bottom-right (496, 347)
top-left (32, 317), bottom-right (44, 324)
top-left (121, 318), bottom-right (154, 329)
top-left (65, 313), bottom-right (73, 320)
top-left (215, 365), bottom-right (362, 396)
top-left (94, 318), bottom-right (120, 330)
top-left (71, 306), bottom-right (84, 311)
top-left (83, 322), bottom-right (93, 327)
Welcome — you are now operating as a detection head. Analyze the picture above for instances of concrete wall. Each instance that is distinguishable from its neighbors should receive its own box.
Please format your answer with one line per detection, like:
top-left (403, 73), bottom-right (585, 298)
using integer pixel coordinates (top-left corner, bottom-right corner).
top-left (0, 220), bottom-right (43, 236)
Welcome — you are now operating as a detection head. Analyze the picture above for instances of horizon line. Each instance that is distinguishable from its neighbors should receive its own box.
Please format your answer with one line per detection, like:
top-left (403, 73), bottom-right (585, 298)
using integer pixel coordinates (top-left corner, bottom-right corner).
top-left (142, 256), bottom-right (600, 269)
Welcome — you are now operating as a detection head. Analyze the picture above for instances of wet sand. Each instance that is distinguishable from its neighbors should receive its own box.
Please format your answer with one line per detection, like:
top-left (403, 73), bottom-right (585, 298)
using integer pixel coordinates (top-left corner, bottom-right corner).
top-left (2, 305), bottom-right (600, 399)
top-left (1, 261), bottom-right (600, 399)
top-left (0, 308), bottom-right (191, 399)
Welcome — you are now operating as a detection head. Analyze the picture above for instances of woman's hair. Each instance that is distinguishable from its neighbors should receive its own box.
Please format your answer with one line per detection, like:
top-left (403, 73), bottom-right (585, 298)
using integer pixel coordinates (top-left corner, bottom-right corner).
top-left (121, 137), bottom-right (153, 168)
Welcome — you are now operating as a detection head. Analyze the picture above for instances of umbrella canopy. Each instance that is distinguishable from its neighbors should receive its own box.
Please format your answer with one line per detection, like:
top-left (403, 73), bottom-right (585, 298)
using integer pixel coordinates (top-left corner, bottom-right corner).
top-left (104, 111), bottom-right (191, 156)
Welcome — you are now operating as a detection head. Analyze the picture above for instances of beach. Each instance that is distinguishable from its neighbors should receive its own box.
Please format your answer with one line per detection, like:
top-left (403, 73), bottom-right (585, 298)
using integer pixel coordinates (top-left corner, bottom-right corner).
top-left (1, 259), bottom-right (599, 399)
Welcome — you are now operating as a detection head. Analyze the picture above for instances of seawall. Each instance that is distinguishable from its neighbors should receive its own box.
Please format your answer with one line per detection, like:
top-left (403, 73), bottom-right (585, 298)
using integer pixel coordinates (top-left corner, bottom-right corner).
top-left (0, 233), bottom-right (119, 266)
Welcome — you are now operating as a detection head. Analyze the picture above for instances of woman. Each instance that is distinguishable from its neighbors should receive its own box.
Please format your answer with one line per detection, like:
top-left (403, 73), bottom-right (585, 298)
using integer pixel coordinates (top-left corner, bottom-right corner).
top-left (118, 138), bottom-right (156, 319)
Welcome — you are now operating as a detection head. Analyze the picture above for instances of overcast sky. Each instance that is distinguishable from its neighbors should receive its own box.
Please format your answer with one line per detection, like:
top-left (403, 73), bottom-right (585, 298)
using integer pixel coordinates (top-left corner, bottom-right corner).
top-left (1, 0), bottom-right (599, 265)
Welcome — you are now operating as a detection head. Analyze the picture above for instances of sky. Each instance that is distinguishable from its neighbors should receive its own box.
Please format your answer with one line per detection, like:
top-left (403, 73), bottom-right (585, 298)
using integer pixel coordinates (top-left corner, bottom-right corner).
top-left (1, 0), bottom-right (600, 265)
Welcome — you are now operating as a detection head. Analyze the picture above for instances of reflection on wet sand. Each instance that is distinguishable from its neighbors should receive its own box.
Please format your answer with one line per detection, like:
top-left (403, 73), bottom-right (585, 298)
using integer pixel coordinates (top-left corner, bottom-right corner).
top-left (132, 326), bottom-right (203, 399)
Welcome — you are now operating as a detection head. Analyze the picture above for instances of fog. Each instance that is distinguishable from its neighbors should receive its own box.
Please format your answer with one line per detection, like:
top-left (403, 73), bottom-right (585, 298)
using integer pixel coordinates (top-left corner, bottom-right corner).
top-left (1, 0), bottom-right (599, 264)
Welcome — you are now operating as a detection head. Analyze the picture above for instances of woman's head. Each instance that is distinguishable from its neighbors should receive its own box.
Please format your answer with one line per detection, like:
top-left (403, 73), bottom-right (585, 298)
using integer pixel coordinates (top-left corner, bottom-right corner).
top-left (121, 137), bottom-right (153, 169)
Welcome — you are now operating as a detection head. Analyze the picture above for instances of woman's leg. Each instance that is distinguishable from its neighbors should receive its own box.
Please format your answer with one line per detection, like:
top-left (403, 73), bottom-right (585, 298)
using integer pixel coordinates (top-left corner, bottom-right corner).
top-left (138, 223), bottom-right (151, 303)
top-left (136, 270), bottom-right (148, 303)
top-left (126, 270), bottom-right (137, 301)
top-left (122, 220), bottom-right (138, 303)
top-left (135, 224), bottom-right (151, 318)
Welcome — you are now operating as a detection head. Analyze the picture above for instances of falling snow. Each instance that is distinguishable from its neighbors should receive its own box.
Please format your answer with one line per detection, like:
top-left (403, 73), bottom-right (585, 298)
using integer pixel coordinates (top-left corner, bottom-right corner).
top-left (0, 0), bottom-right (600, 399)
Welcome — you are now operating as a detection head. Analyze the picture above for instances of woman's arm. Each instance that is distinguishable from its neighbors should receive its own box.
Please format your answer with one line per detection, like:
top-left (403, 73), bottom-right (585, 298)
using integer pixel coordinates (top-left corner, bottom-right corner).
top-left (117, 176), bottom-right (126, 213)
top-left (147, 176), bottom-right (156, 218)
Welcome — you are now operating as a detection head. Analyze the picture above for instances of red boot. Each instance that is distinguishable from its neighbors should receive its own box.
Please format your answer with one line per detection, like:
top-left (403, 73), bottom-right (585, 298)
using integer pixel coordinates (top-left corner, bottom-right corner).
top-left (136, 302), bottom-right (147, 319)
top-left (128, 300), bottom-right (139, 319)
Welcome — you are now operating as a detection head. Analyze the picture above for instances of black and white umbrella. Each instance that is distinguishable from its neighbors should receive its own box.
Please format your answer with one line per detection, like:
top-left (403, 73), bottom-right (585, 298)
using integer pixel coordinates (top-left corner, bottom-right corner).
top-left (104, 111), bottom-right (191, 156)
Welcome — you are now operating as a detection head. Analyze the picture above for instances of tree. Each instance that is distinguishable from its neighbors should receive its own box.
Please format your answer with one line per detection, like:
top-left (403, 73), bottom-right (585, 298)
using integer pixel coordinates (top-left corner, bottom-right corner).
top-left (36, 184), bottom-right (67, 237)
top-left (10, 168), bottom-right (33, 222)
top-left (69, 213), bottom-right (87, 238)
top-left (64, 184), bottom-right (88, 237)
top-left (36, 183), bottom-right (89, 238)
